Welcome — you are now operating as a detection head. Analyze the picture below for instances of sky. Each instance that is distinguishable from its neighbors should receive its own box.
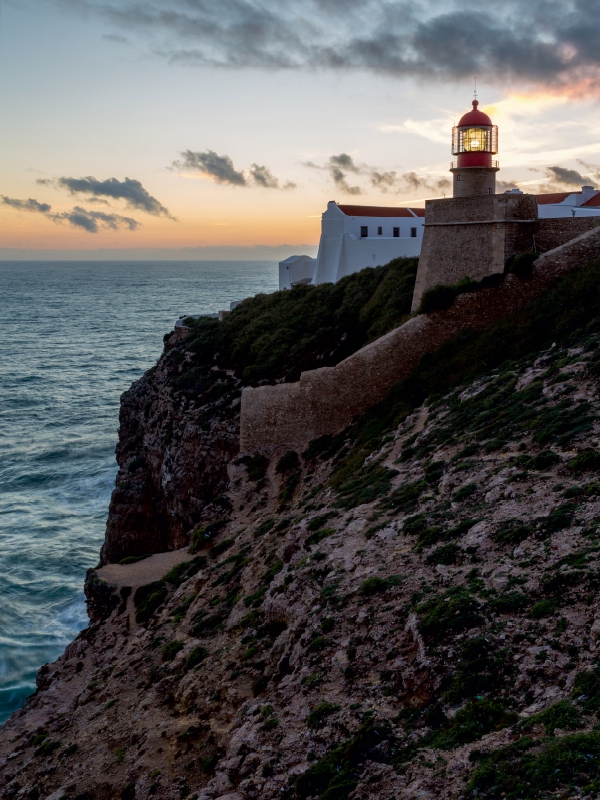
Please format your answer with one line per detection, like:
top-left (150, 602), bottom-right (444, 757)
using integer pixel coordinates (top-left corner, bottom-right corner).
top-left (2, 0), bottom-right (600, 259)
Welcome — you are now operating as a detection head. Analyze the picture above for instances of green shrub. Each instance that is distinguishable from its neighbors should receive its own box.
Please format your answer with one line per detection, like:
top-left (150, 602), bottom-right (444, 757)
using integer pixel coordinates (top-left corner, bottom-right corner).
top-left (522, 699), bottom-right (583, 735)
top-left (307, 702), bottom-right (340, 729)
top-left (428, 700), bottom-right (517, 750)
top-left (488, 591), bottom-right (530, 614)
top-left (493, 519), bottom-right (534, 546)
top-left (162, 556), bottom-right (207, 586)
top-left (190, 520), bottom-right (227, 553)
top-left (209, 539), bottom-right (235, 558)
top-left (245, 454), bottom-right (269, 481)
top-left (308, 512), bottom-right (338, 531)
top-left (452, 483), bottom-right (477, 502)
top-left (379, 479), bottom-right (426, 512)
top-left (184, 645), bottom-right (209, 671)
top-left (545, 502), bottom-right (577, 533)
top-left (506, 250), bottom-right (540, 279)
top-left (443, 636), bottom-right (513, 703)
top-left (568, 449), bottom-right (600, 472)
top-left (418, 284), bottom-right (460, 314)
top-left (529, 599), bottom-right (557, 619)
top-left (305, 527), bottom-right (335, 548)
top-left (134, 581), bottom-right (168, 624)
top-left (35, 739), bottom-right (61, 757)
top-left (515, 450), bottom-right (560, 471)
top-left (417, 588), bottom-right (483, 643)
top-left (118, 554), bottom-right (151, 565)
top-left (425, 542), bottom-right (462, 565)
top-left (335, 463), bottom-right (396, 509)
top-left (293, 718), bottom-right (390, 799)
top-left (254, 518), bottom-right (276, 537)
top-left (572, 666), bottom-right (600, 712)
top-left (191, 610), bottom-right (226, 636)
top-left (276, 450), bottom-right (300, 473)
top-left (161, 640), bottom-right (184, 661)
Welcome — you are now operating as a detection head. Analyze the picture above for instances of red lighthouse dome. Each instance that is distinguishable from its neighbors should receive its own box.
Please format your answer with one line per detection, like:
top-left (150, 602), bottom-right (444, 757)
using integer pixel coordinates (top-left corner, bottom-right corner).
top-left (452, 99), bottom-right (498, 169)
top-left (457, 99), bottom-right (493, 127)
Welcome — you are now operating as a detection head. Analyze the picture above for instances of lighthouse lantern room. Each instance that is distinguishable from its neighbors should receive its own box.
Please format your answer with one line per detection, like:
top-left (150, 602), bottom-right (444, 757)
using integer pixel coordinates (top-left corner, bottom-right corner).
top-left (450, 99), bottom-right (499, 198)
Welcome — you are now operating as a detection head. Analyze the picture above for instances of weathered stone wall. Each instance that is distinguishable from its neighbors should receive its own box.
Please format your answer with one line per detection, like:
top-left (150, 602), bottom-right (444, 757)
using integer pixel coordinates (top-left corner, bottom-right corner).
top-left (411, 193), bottom-right (538, 311)
top-left (240, 225), bottom-right (600, 453)
top-left (535, 217), bottom-right (600, 253)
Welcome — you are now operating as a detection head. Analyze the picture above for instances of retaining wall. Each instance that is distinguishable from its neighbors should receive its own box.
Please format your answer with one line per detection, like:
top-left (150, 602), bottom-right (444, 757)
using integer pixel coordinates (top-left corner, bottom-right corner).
top-left (239, 226), bottom-right (600, 453)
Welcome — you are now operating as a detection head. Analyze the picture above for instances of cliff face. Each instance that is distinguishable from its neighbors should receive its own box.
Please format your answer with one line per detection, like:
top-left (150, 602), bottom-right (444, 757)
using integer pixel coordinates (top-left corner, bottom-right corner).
top-left (101, 332), bottom-right (241, 564)
top-left (5, 258), bottom-right (600, 800)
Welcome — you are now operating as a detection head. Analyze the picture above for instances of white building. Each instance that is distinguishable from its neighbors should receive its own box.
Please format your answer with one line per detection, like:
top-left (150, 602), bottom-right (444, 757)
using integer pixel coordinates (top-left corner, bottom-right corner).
top-left (280, 189), bottom-right (600, 291)
top-left (279, 201), bottom-right (425, 290)
top-left (536, 186), bottom-right (600, 218)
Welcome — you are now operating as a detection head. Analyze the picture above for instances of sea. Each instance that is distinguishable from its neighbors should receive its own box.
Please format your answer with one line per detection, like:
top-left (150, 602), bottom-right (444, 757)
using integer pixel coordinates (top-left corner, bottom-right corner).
top-left (0, 260), bottom-right (278, 725)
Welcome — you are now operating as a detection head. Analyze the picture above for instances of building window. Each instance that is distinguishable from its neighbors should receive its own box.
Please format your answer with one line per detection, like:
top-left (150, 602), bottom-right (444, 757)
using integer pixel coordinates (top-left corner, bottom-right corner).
top-left (488, 187), bottom-right (493, 195)
top-left (410, 227), bottom-right (417, 238)
top-left (393, 227), bottom-right (400, 238)
top-left (361, 226), bottom-right (368, 238)
top-left (457, 175), bottom-right (462, 181)
top-left (377, 226), bottom-right (382, 236)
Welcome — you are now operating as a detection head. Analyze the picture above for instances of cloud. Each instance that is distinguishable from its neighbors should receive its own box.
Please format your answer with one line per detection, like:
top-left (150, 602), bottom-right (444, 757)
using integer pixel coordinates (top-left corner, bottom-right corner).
top-left (306, 154), bottom-right (450, 196)
top-left (496, 179), bottom-right (520, 192)
top-left (1, 196), bottom-right (51, 213)
top-left (50, 207), bottom-right (140, 233)
top-left (545, 165), bottom-right (588, 186)
top-left (173, 149), bottom-right (295, 189)
top-left (2, 194), bottom-right (139, 233)
top-left (41, 176), bottom-right (172, 216)
top-left (58, 1), bottom-right (600, 95)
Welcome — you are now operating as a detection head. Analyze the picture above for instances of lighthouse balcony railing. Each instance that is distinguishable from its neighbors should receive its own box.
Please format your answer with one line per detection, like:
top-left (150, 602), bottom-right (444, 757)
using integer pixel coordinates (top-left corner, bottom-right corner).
top-left (450, 160), bottom-right (499, 170)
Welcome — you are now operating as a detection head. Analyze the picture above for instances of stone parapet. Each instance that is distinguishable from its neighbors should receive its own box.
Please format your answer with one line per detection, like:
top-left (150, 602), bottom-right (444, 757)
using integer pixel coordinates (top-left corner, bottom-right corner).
top-left (240, 225), bottom-right (600, 454)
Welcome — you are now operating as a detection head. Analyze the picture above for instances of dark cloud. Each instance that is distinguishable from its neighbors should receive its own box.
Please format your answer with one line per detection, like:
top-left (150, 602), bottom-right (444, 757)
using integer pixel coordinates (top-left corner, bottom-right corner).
top-left (1, 194), bottom-right (139, 233)
top-left (42, 176), bottom-right (171, 216)
top-left (50, 207), bottom-right (140, 232)
top-left (306, 154), bottom-right (449, 196)
top-left (174, 150), bottom-right (247, 186)
top-left (545, 165), bottom-right (588, 186)
top-left (58, 1), bottom-right (600, 92)
top-left (1, 196), bottom-right (51, 213)
top-left (173, 150), bottom-right (295, 189)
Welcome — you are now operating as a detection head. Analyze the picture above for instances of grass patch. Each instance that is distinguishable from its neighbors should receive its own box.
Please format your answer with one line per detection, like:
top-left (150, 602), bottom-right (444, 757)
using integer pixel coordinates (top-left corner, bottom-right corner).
top-left (335, 463), bottom-right (397, 509)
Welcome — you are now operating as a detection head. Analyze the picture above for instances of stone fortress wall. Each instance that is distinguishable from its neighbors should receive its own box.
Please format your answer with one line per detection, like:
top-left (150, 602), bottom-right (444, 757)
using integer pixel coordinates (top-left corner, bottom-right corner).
top-left (240, 223), bottom-right (600, 453)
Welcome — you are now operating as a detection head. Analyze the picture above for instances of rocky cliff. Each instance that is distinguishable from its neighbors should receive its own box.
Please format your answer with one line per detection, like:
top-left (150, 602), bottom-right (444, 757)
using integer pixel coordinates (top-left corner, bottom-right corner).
top-left (5, 257), bottom-right (600, 800)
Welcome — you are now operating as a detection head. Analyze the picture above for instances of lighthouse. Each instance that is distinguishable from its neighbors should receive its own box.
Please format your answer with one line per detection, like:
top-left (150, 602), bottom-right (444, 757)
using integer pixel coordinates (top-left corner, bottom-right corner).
top-left (450, 99), bottom-right (499, 198)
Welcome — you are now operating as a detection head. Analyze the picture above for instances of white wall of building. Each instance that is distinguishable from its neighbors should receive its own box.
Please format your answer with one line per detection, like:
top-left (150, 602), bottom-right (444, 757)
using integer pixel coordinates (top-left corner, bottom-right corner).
top-left (279, 201), bottom-right (424, 290)
top-left (279, 255), bottom-right (318, 290)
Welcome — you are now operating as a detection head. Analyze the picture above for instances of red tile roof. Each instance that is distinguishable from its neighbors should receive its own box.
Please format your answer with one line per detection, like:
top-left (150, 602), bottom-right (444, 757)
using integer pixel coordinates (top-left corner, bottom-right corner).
top-left (582, 192), bottom-right (600, 207)
top-left (337, 204), bottom-right (415, 218)
top-left (409, 207), bottom-right (426, 217)
top-left (537, 192), bottom-right (573, 205)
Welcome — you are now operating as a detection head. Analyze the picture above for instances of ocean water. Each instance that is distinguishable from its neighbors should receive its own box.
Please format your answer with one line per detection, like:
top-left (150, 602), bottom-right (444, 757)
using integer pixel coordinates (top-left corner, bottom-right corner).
top-left (0, 260), bottom-right (278, 724)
